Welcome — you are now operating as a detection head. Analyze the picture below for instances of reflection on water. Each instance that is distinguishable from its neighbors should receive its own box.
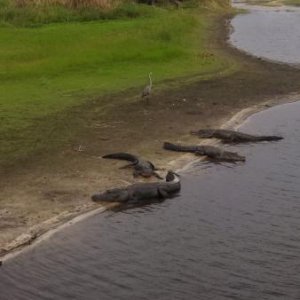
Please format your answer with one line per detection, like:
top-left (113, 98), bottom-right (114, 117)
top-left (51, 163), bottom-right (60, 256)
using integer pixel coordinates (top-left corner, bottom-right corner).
top-left (230, 3), bottom-right (300, 66)
top-left (1, 100), bottom-right (300, 299)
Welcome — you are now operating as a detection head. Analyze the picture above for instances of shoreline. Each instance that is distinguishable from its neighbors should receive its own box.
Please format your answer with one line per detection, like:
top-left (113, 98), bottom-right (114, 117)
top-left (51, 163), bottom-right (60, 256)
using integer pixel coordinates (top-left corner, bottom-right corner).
top-left (2, 91), bottom-right (299, 263)
top-left (155, 91), bottom-right (300, 173)
top-left (2, 5), bottom-right (300, 262)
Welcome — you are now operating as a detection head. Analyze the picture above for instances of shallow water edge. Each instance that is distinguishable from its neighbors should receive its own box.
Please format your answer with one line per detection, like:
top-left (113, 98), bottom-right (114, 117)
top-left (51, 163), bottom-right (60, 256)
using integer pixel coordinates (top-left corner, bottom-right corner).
top-left (2, 91), bottom-right (299, 263)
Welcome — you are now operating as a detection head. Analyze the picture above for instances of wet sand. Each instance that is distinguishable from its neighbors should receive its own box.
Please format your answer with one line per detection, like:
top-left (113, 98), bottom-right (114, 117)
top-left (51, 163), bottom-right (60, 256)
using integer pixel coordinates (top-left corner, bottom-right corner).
top-left (2, 12), bottom-right (300, 260)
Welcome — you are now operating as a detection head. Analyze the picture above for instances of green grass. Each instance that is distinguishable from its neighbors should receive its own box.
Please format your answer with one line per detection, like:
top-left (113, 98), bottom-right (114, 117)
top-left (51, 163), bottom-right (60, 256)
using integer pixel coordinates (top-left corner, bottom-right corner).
top-left (0, 1), bottom-right (155, 27)
top-left (284, 0), bottom-right (300, 5)
top-left (0, 3), bottom-right (235, 167)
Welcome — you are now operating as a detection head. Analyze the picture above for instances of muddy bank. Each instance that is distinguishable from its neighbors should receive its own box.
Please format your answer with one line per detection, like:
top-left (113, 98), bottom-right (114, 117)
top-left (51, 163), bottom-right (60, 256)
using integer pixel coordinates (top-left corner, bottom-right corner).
top-left (2, 13), bottom-right (300, 259)
top-left (240, 0), bottom-right (299, 6)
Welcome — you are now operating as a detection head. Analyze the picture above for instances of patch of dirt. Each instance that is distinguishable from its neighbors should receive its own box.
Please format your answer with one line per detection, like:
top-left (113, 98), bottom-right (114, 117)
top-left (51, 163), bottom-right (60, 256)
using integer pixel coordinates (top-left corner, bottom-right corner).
top-left (1, 13), bottom-right (300, 258)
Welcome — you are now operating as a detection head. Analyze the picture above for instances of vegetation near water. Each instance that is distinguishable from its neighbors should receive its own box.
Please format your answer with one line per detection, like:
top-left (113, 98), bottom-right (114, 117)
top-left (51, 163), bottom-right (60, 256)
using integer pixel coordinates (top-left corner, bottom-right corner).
top-left (282, 0), bottom-right (300, 5)
top-left (0, 0), bottom-right (232, 168)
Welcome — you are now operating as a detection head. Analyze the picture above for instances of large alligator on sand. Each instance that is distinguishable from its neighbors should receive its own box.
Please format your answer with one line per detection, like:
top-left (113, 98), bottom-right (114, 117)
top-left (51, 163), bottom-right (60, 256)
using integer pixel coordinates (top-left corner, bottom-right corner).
top-left (102, 152), bottom-right (162, 179)
top-left (91, 171), bottom-right (180, 203)
top-left (190, 129), bottom-right (283, 143)
top-left (163, 142), bottom-right (245, 162)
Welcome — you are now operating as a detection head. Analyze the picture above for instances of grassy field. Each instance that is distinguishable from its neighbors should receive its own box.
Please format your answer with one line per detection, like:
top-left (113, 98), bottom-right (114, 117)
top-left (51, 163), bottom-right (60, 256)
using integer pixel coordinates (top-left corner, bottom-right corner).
top-left (0, 1), bottom-right (235, 168)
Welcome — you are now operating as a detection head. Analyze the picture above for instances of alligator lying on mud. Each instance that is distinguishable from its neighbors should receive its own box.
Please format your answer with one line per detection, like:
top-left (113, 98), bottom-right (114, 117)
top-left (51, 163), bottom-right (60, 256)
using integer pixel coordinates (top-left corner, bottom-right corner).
top-left (102, 152), bottom-right (162, 179)
top-left (190, 129), bottom-right (283, 143)
top-left (91, 171), bottom-right (180, 203)
top-left (163, 142), bottom-right (245, 162)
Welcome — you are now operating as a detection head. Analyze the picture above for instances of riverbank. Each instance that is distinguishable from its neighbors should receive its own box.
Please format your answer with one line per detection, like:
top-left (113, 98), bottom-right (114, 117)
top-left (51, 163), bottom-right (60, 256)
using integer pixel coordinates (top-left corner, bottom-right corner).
top-left (0, 0), bottom-right (233, 257)
top-left (4, 92), bottom-right (300, 263)
top-left (242, 0), bottom-right (300, 6)
top-left (2, 3), bottom-right (300, 260)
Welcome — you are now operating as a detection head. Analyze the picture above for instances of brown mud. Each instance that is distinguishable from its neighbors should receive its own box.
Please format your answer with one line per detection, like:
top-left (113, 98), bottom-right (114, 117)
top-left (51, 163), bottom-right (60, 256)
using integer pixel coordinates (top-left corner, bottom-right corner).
top-left (1, 13), bottom-right (300, 260)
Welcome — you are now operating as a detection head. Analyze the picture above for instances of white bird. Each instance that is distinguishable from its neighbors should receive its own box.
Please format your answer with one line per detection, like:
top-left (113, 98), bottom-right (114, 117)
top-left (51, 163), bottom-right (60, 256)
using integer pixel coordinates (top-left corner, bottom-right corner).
top-left (141, 72), bottom-right (152, 103)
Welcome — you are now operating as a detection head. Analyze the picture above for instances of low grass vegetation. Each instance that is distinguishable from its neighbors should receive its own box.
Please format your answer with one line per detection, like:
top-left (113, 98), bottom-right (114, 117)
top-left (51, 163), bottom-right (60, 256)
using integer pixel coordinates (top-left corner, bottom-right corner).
top-left (285, 0), bottom-right (300, 5)
top-left (0, 0), bottom-right (234, 167)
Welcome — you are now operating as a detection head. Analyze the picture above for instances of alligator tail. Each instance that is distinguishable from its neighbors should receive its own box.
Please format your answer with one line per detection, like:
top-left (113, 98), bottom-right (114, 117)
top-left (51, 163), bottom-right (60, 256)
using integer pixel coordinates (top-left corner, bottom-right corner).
top-left (163, 142), bottom-right (179, 151)
top-left (163, 142), bottom-right (190, 152)
top-left (91, 194), bottom-right (104, 202)
top-left (258, 136), bottom-right (284, 141)
top-left (102, 152), bottom-right (138, 163)
top-left (163, 142), bottom-right (198, 153)
top-left (91, 194), bottom-right (120, 202)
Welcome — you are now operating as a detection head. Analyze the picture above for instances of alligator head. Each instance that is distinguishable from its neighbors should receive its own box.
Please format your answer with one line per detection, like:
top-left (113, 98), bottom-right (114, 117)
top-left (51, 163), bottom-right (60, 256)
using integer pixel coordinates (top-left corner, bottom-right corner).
top-left (91, 188), bottom-right (129, 202)
top-left (165, 171), bottom-right (180, 182)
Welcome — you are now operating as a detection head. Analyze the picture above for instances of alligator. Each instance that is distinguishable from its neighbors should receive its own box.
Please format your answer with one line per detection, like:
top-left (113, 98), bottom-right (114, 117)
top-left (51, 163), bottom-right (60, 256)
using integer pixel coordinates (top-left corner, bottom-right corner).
top-left (190, 129), bottom-right (283, 143)
top-left (91, 171), bottom-right (180, 203)
top-left (102, 152), bottom-right (163, 179)
top-left (163, 142), bottom-right (245, 162)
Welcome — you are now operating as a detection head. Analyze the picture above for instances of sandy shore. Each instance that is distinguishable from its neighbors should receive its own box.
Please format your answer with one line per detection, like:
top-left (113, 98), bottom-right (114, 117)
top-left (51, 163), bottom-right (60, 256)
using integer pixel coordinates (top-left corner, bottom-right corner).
top-left (2, 91), bottom-right (299, 263)
top-left (2, 12), bottom-right (300, 261)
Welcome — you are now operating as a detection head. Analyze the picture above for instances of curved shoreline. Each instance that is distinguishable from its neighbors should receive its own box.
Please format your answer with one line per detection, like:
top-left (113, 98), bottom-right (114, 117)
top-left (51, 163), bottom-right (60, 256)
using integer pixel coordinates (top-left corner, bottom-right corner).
top-left (2, 4), bottom-right (300, 263)
top-left (230, 2), bottom-right (300, 68)
top-left (2, 91), bottom-right (299, 263)
top-left (166, 92), bottom-right (300, 173)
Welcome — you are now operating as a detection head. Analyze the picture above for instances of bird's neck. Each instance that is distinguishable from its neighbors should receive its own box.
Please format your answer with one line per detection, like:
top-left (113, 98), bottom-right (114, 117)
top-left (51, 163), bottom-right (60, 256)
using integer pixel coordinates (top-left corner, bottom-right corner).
top-left (149, 74), bottom-right (152, 87)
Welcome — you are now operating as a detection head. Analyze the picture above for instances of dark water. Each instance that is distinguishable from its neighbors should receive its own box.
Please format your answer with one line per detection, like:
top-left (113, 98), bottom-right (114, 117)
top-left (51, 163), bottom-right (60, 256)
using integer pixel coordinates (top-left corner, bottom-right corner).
top-left (1, 100), bottom-right (300, 299)
top-left (230, 3), bottom-right (300, 66)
